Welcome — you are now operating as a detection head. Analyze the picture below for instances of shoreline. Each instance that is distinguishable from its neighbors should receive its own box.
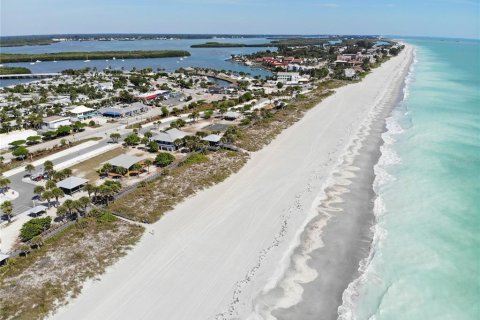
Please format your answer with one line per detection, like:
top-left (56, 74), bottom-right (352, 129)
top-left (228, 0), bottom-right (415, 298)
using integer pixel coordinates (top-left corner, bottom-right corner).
top-left (51, 47), bottom-right (413, 320)
top-left (260, 46), bottom-right (414, 320)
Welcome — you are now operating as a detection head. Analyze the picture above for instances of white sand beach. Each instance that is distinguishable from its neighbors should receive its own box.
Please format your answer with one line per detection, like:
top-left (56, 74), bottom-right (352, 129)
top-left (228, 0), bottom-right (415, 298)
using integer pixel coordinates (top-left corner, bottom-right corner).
top-left (52, 45), bottom-right (413, 320)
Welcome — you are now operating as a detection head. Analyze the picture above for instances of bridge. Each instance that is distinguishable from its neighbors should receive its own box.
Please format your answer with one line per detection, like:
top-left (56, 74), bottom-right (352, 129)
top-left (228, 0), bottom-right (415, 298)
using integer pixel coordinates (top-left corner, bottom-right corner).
top-left (0, 73), bottom-right (61, 80)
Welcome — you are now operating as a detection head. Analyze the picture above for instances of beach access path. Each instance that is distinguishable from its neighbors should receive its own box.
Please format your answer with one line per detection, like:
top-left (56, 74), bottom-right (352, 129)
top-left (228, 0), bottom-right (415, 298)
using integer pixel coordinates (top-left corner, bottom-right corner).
top-left (52, 46), bottom-right (413, 320)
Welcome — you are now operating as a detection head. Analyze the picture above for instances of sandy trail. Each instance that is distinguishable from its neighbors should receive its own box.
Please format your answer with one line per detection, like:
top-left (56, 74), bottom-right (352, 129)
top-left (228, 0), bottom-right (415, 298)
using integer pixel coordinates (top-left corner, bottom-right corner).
top-left (52, 46), bottom-right (413, 320)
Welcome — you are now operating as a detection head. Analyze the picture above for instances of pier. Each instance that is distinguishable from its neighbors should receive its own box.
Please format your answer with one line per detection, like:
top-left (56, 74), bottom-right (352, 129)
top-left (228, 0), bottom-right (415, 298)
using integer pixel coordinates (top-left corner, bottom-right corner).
top-left (0, 73), bottom-right (61, 80)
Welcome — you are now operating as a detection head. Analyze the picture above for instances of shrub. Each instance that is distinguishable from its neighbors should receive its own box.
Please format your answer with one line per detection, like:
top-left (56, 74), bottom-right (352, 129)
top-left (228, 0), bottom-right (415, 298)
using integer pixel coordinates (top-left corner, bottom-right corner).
top-left (181, 153), bottom-right (208, 166)
top-left (155, 152), bottom-right (175, 167)
top-left (97, 211), bottom-right (117, 223)
top-left (20, 217), bottom-right (52, 241)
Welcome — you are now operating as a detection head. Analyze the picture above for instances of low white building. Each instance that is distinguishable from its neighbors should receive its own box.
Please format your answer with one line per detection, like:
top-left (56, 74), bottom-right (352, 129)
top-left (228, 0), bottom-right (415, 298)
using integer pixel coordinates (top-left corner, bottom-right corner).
top-left (42, 116), bottom-right (71, 130)
top-left (276, 72), bottom-right (301, 84)
top-left (344, 68), bottom-right (357, 79)
top-left (67, 105), bottom-right (96, 119)
top-left (97, 82), bottom-right (114, 91)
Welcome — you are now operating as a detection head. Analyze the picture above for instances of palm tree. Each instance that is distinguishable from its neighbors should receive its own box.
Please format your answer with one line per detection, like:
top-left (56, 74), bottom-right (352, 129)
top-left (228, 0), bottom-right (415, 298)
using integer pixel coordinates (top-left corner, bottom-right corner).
top-left (52, 171), bottom-right (65, 182)
top-left (51, 187), bottom-right (65, 206)
top-left (78, 196), bottom-right (90, 216)
top-left (113, 166), bottom-right (128, 176)
top-left (62, 168), bottom-right (72, 177)
top-left (101, 163), bottom-right (113, 175)
top-left (144, 131), bottom-right (153, 141)
top-left (31, 235), bottom-right (44, 248)
top-left (41, 190), bottom-right (54, 209)
top-left (45, 180), bottom-right (57, 190)
top-left (144, 159), bottom-right (153, 173)
top-left (99, 185), bottom-right (114, 205)
top-left (62, 199), bottom-right (78, 218)
top-left (56, 205), bottom-right (67, 221)
top-left (83, 183), bottom-right (96, 199)
top-left (20, 244), bottom-right (30, 256)
top-left (25, 163), bottom-right (35, 175)
top-left (0, 178), bottom-right (11, 194)
top-left (1, 200), bottom-right (13, 223)
top-left (33, 185), bottom-right (45, 198)
top-left (43, 160), bottom-right (54, 174)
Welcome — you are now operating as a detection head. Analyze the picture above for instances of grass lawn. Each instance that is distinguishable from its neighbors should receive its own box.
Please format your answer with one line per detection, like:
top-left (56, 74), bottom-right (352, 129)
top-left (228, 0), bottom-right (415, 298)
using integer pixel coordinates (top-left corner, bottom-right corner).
top-left (69, 146), bottom-right (124, 182)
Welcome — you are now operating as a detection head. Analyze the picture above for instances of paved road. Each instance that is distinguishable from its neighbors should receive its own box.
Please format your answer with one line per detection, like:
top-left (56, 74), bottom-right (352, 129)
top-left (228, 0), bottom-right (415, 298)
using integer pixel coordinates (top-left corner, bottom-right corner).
top-left (7, 114), bottom-right (187, 216)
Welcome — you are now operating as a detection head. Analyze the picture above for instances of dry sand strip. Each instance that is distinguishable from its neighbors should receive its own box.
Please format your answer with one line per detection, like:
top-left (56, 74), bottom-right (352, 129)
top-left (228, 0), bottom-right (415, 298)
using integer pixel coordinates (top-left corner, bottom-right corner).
top-left (51, 46), bottom-right (413, 320)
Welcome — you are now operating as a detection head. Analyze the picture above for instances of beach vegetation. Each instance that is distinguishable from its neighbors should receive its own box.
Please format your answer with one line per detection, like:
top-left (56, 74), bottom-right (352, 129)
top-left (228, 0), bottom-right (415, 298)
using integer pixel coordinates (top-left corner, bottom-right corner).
top-left (0, 215), bottom-right (144, 320)
top-left (155, 152), bottom-right (175, 167)
top-left (20, 217), bottom-right (52, 241)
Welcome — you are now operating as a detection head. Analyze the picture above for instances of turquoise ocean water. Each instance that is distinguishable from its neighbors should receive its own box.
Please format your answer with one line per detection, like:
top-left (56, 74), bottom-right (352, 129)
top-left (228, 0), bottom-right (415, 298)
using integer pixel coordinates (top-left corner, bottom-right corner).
top-left (340, 38), bottom-right (480, 320)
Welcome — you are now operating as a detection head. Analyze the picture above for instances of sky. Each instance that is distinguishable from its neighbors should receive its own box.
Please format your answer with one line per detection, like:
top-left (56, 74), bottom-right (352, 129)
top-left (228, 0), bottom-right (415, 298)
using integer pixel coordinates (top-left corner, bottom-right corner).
top-left (1, 0), bottom-right (479, 39)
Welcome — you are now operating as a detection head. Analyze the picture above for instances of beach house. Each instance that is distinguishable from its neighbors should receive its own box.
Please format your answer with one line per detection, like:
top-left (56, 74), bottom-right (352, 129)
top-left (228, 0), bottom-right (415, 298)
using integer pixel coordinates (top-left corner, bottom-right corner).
top-left (152, 128), bottom-right (190, 151)
top-left (42, 115), bottom-right (71, 130)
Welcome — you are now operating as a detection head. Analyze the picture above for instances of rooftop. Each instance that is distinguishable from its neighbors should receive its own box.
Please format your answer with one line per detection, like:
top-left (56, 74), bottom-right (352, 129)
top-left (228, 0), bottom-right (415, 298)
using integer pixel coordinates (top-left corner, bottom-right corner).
top-left (43, 115), bottom-right (70, 123)
top-left (152, 128), bottom-right (190, 143)
top-left (57, 176), bottom-right (88, 190)
top-left (69, 105), bottom-right (94, 114)
top-left (104, 154), bottom-right (147, 169)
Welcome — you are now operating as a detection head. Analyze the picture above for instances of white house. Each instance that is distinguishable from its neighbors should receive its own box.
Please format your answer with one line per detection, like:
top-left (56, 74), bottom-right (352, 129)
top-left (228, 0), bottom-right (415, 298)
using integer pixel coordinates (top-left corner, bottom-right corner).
top-left (42, 116), bottom-right (71, 130)
top-left (97, 82), bottom-right (114, 91)
top-left (67, 105), bottom-right (96, 119)
top-left (276, 72), bottom-right (301, 84)
top-left (344, 68), bottom-right (357, 79)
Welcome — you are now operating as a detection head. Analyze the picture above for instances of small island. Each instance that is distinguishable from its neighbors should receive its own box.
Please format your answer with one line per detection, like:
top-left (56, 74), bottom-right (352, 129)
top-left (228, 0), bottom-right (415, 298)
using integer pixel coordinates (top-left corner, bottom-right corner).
top-left (191, 42), bottom-right (274, 48)
top-left (0, 50), bottom-right (191, 63)
top-left (0, 66), bottom-right (32, 75)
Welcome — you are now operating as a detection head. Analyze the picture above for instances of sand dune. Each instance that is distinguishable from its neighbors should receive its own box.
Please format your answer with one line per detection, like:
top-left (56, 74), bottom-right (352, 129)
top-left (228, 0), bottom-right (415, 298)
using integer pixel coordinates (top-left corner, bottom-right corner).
top-left (52, 45), bottom-right (413, 320)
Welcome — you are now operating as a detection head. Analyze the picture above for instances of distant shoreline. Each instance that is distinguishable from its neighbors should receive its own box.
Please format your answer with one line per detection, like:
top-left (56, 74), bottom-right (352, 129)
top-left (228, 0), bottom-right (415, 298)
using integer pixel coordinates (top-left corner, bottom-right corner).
top-left (0, 50), bottom-right (191, 63)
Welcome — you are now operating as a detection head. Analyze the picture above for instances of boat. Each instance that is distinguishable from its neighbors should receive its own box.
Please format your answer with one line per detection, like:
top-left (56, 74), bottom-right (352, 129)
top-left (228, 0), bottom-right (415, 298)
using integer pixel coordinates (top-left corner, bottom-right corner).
top-left (180, 58), bottom-right (184, 61)
top-left (112, 57), bottom-right (116, 60)
top-left (84, 55), bottom-right (90, 62)
top-left (35, 60), bottom-right (41, 63)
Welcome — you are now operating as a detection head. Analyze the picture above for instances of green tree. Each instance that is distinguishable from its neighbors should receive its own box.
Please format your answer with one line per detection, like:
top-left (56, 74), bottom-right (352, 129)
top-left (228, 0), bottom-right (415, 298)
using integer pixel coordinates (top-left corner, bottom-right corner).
top-left (0, 177), bottom-right (11, 194)
top-left (113, 166), bottom-right (128, 176)
top-left (20, 217), bottom-right (52, 241)
top-left (110, 132), bottom-right (121, 143)
top-left (51, 187), bottom-right (65, 206)
top-left (144, 131), bottom-right (153, 141)
top-left (43, 160), bottom-right (54, 175)
top-left (45, 180), bottom-right (57, 190)
top-left (83, 183), bottom-right (96, 199)
top-left (33, 185), bottom-right (45, 198)
top-left (56, 205), bottom-right (68, 220)
top-left (25, 163), bottom-right (35, 175)
top-left (155, 152), bottom-right (175, 167)
top-left (0, 200), bottom-right (13, 223)
top-left (78, 196), bottom-right (91, 216)
top-left (124, 133), bottom-right (141, 146)
top-left (148, 141), bottom-right (159, 153)
top-left (31, 235), bottom-right (44, 248)
top-left (276, 82), bottom-right (284, 89)
top-left (56, 125), bottom-right (72, 136)
top-left (144, 159), bottom-right (153, 173)
top-left (12, 146), bottom-right (29, 159)
top-left (161, 106), bottom-right (170, 117)
top-left (41, 190), bottom-right (54, 209)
